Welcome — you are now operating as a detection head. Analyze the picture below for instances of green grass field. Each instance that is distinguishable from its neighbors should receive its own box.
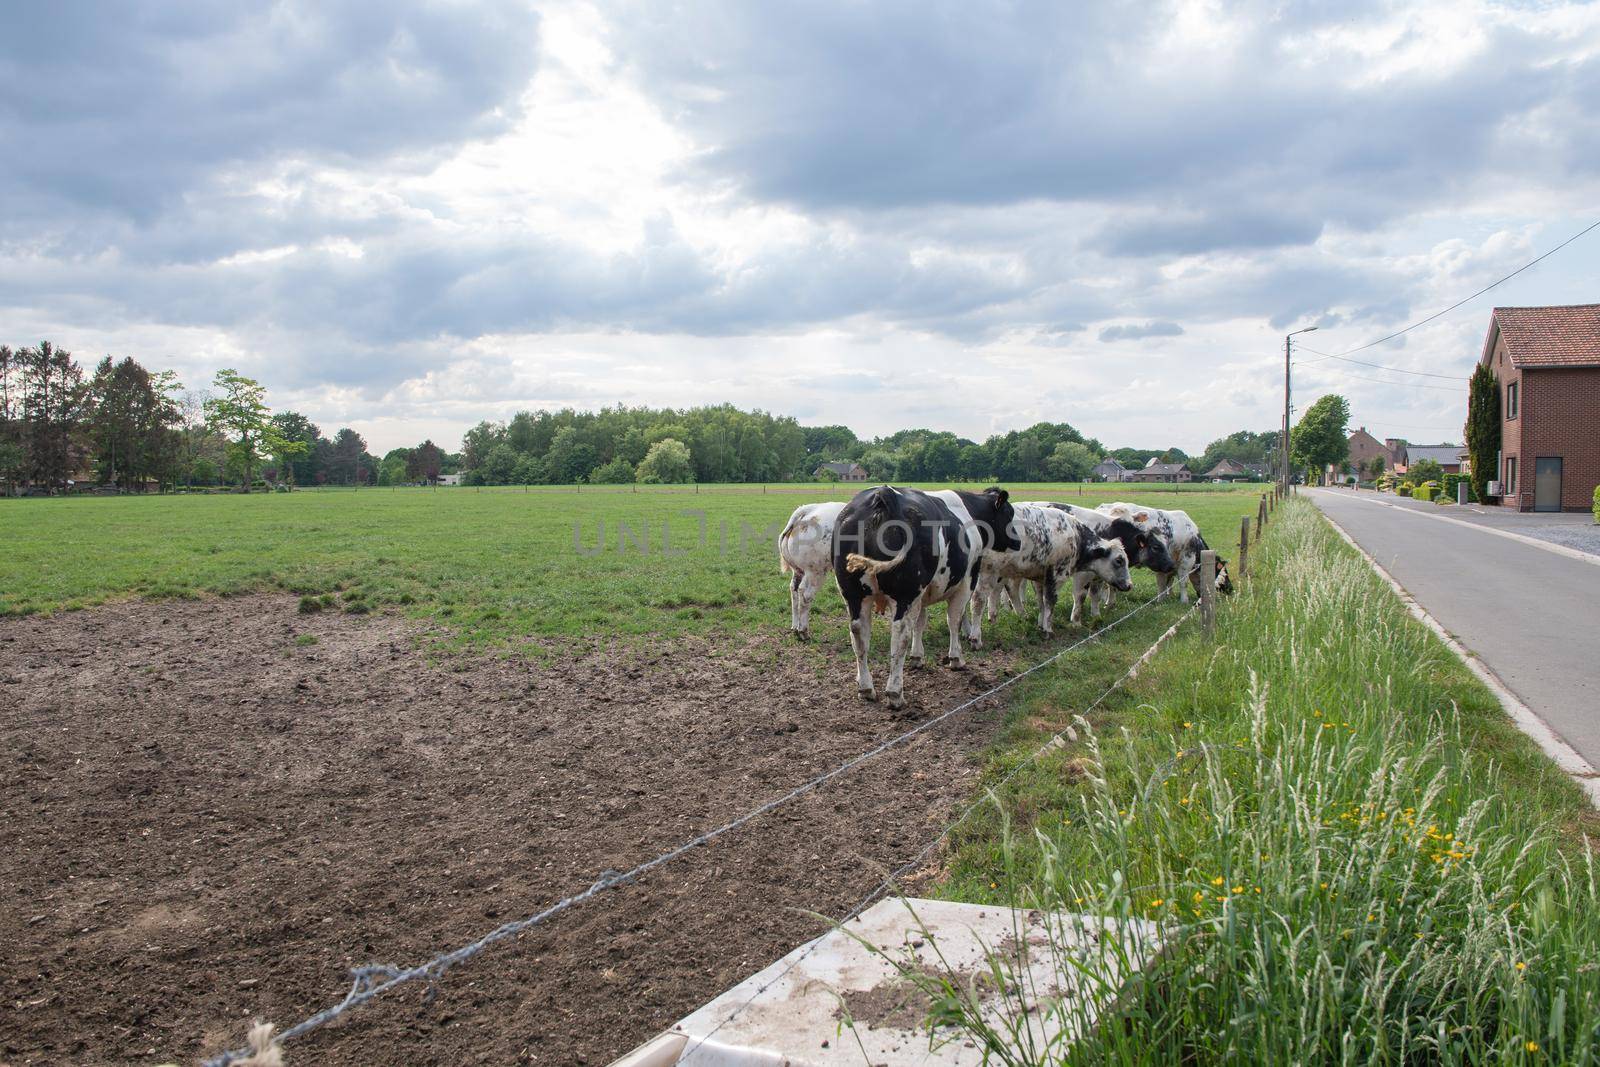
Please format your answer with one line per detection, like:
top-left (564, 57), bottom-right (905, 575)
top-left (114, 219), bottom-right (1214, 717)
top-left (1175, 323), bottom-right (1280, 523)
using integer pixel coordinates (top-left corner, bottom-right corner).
top-left (0, 482), bottom-right (1265, 644)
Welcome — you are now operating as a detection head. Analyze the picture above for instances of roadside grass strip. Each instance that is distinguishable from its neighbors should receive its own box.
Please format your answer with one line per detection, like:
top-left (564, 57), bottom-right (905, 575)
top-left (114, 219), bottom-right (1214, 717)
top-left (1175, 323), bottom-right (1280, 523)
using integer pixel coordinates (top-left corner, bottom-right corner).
top-left (920, 499), bottom-right (1600, 1064)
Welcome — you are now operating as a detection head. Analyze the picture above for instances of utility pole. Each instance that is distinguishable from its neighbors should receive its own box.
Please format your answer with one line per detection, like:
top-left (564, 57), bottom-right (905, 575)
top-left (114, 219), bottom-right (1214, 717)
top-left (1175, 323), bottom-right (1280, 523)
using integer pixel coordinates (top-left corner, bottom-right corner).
top-left (1282, 326), bottom-right (1318, 489)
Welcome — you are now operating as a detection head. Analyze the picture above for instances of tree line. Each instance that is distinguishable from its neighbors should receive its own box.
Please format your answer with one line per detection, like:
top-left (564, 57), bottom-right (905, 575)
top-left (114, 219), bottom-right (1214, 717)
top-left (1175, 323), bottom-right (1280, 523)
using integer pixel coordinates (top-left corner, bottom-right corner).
top-left (2, 337), bottom-right (1301, 496)
top-left (456, 406), bottom-right (1287, 486)
top-left (0, 341), bottom-right (454, 494)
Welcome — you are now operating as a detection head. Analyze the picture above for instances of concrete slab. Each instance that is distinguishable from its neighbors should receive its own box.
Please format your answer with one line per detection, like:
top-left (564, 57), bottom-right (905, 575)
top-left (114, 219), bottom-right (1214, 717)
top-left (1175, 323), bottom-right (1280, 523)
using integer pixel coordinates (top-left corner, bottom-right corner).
top-left (610, 898), bottom-right (1162, 1066)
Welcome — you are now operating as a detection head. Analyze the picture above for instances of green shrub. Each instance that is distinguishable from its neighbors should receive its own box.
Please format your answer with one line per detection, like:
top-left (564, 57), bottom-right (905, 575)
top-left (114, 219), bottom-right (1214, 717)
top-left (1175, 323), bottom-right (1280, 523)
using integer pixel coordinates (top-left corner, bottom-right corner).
top-left (297, 595), bottom-right (322, 614)
top-left (1436, 494), bottom-right (1455, 506)
top-left (1397, 481), bottom-right (1415, 498)
top-left (1442, 473), bottom-right (1476, 503)
top-left (1414, 484), bottom-right (1435, 502)
top-left (1594, 484), bottom-right (1599, 523)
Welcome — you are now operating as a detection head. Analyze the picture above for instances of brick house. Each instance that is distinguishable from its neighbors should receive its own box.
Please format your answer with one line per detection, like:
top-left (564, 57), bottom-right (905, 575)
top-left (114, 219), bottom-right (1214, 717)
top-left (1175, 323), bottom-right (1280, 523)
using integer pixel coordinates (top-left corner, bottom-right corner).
top-left (1347, 427), bottom-right (1406, 474)
top-left (1479, 304), bottom-right (1600, 512)
top-left (1128, 460), bottom-right (1192, 483)
top-left (814, 461), bottom-right (869, 481)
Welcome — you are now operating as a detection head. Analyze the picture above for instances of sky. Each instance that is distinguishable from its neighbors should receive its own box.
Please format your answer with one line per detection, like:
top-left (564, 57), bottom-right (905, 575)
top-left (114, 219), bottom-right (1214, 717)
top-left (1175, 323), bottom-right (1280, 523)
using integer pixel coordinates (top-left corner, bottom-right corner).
top-left (4, 1), bottom-right (1599, 457)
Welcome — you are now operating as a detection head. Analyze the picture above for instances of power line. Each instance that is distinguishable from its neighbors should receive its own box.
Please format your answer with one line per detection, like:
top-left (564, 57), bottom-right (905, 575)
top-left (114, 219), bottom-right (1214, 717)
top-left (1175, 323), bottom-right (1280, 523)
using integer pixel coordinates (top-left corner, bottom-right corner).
top-left (1321, 217), bottom-right (1600, 358)
top-left (1295, 345), bottom-right (1469, 380)
top-left (1294, 365), bottom-right (1465, 393)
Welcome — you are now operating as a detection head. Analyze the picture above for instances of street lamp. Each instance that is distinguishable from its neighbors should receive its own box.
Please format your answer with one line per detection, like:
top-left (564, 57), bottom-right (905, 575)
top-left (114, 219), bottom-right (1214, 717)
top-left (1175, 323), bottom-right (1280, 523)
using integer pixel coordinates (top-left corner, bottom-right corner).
top-left (1283, 326), bottom-right (1318, 488)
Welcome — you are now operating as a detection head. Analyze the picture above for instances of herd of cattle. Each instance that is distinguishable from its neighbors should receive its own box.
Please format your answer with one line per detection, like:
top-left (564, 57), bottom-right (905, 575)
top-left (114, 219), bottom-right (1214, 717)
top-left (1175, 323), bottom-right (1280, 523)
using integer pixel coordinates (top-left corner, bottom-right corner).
top-left (779, 486), bottom-right (1232, 709)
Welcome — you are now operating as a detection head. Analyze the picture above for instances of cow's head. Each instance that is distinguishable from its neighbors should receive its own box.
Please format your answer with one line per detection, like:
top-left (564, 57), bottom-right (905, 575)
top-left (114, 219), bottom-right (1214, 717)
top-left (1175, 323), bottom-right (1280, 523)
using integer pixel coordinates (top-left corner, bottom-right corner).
top-left (982, 486), bottom-right (1020, 552)
top-left (1214, 556), bottom-right (1235, 595)
top-left (1109, 517), bottom-right (1175, 573)
top-left (1082, 537), bottom-right (1133, 591)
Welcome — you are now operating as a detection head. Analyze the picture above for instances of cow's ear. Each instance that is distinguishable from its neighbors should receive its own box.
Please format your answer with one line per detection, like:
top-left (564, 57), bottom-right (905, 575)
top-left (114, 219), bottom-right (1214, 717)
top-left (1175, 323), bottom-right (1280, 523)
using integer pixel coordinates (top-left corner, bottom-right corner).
top-left (1134, 511), bottom-right (1149, 523)
top-left (995, 488), bottom-right (1009, 505)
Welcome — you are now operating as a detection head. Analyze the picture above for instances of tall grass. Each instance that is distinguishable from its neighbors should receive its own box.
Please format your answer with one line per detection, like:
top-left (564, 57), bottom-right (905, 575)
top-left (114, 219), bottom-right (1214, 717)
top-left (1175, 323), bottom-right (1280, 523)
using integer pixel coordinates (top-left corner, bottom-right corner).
top-left (901, 500), bottom-right (1600, 1063)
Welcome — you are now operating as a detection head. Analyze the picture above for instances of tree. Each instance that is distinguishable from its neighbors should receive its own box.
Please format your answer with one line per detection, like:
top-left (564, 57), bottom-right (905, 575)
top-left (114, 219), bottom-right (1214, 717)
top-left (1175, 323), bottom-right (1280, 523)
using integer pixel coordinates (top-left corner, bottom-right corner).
top-left (407, 439), bottom-right (444, 484)
top-left (271, 412), bottom-right (322, 485)
top-left (1290, 394), bottom-right (1350, 482)
top-left (1466, 361), bottom-right (1501, 502)
top-left (590, 456), bottom-right (635, 483)
top-left (635, 437), bottom-right (693, 483)
top-left (330, 428), bottom-right (369, 486)
top-left (1046, 441), bottom-right (1097, 482)
top-left (481, 442), bottom-right (519, 484)
top-left (205, 368), bottom-right (299, 490)
top-left (1408, 457), bottom-right (1444, 485)
top-left (20, 342), bottom-right (91, 491)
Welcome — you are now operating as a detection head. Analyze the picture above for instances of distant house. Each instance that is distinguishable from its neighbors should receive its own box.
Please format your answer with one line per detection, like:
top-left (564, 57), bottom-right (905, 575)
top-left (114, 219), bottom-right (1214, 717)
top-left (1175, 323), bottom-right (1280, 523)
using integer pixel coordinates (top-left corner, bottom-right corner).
top-left (1090, 458), bottom-right (1130, 482)
top-left (1402, 445), bottom-right (1467, 475)
top-left (1201, 458), bottom-right (1251, 481)
top-left (438, 473), bottom-right (463, 486)
top-left (815, 461), bottom-right (869, 481)
top-left (1128, 460), bottom-right (1192, 483)
top-left (1479, 303), bottom-right (1600, 512)
top-left (1347, 427), bottom-right (1407, 473)
top-left (1243, 462), bottom-right (1272, 480)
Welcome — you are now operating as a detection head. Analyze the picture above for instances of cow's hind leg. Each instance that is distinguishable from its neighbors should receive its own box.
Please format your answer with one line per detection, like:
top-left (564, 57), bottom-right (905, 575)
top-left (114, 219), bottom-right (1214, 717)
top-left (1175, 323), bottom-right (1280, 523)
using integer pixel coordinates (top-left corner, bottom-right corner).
top-left (885, 599), bottom-right (917, 709)
top-left (909, 598), bottom-right (928, 666)
top-left (962, 576), bottom-right (984, 649)
top-left (943, 584), bottom-right (971, 669)
top-left (848, 598), bottom-right (875, 700)
top-left (1036, 569), bottom-right (1057, 634)
top-left (795, 569), bottom-right (824, 640)
top-left (789, 570), bottom-right (804, 636)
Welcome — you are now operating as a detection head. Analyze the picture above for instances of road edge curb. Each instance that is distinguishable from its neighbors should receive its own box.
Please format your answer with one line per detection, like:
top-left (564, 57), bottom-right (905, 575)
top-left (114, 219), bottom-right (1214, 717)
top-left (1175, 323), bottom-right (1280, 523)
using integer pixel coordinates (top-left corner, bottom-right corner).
top-left (1315, 504), bottom-right (1600, 810)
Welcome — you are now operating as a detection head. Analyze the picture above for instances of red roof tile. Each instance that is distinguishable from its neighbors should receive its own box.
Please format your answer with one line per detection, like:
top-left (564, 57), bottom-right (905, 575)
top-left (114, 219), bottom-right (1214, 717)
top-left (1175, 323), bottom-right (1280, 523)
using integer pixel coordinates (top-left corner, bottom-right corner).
top-left (1491, 304), bottom-right (1600, 368)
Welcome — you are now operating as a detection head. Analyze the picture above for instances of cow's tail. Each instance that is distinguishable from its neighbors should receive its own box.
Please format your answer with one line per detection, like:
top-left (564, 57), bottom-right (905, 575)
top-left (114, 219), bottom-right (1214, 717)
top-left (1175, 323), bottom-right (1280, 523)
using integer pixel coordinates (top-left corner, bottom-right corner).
top-left (845, 541), bottom-right (912, 577)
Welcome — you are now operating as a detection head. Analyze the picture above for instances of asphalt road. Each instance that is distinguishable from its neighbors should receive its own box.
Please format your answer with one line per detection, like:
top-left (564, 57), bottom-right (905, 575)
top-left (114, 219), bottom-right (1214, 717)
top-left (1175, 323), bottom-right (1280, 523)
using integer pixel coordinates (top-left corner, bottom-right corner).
top-left (1309, 489), bottom-right (1600, 767)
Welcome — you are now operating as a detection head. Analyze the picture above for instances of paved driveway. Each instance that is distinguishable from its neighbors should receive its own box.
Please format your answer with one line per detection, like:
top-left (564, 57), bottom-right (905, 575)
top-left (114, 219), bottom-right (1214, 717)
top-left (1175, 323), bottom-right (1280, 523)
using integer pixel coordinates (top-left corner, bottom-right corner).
top-left (1309, 489), bottom-right (1600, 768)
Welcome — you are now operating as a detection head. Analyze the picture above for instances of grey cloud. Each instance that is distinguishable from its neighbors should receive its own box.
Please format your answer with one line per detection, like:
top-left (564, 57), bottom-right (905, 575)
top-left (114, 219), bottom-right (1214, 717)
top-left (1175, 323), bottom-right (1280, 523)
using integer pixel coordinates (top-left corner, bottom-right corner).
top-left (0, 2), bottom-right (540, 228)
top-left (608, 1), bottom-right (1596, 249)
top-left (1099, 320), bottom-right (1184, 342)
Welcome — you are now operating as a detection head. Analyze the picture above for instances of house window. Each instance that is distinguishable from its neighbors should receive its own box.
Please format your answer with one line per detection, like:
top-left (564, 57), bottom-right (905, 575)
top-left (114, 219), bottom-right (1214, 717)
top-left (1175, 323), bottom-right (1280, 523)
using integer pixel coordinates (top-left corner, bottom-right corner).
top-left (1504, 456), bottom-right (1517, 495)
top-left (1506, 380), bottom-right (1519, 419)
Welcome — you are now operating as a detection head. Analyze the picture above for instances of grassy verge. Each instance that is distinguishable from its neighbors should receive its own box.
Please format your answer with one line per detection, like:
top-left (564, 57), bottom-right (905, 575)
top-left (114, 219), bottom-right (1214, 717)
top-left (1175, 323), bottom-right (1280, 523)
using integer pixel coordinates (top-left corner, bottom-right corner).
top-left (924, 498), bottom-right (1600, 1063)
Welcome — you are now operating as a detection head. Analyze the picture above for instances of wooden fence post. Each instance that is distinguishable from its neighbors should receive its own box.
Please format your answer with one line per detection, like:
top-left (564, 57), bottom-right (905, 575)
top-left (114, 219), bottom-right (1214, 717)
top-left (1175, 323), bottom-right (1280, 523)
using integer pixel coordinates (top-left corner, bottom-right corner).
top-left (1257, 495), bottom-right (1267, 538)
top-left (1237, 516), bottom-right (1250, 580)
top-left (1198, 549), bottom-right (1217, 634)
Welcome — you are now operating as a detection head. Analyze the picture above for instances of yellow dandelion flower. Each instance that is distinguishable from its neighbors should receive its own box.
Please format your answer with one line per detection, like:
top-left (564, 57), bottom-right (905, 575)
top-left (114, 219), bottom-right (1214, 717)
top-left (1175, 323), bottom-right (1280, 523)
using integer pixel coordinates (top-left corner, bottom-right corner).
top-left (1148, 898), bottom-right (1164, 908)
top-left (1212, 876), bottom-right (1225, 886)
top-left (1526, 1040), bottom-right (1540, 1052)
top-left (1516, 961), bottom-right (1527, 972)
top-left (1366, 913), bottom-right (1376, 922)
top-left (1182, 721), bottom-right (1192, 729)
top-left (1232, 886), bottom-right (1244, 894)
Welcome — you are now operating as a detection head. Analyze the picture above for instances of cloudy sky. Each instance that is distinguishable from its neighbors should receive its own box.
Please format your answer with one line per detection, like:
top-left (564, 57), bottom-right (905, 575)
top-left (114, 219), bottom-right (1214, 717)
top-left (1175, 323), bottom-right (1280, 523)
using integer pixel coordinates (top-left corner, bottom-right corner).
top-left (5, 1), bottom-right (1599, 455)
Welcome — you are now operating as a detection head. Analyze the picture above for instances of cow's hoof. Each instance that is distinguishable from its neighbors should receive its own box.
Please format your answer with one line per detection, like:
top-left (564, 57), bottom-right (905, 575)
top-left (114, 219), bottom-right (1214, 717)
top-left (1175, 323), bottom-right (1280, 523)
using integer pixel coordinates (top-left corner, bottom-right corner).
top-left (792, 628), bottom-right (809, 641)
top-left (859, 687), bottom-right (877, 702)
top-left (886, 691), bottom-right (906, 710)
top-left (908, 655), bottom-right (925, 669)
top-left (943, 657), bottom-right (967, 671)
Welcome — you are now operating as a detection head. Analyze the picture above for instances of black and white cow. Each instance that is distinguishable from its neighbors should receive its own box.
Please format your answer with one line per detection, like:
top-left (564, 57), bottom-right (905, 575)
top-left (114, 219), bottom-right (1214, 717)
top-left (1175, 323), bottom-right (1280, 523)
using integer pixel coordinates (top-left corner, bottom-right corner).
top-left (928, 487), bottom-right (1019, 646)
top-left (1096, 503), bottom-right (1233, 602)
top-left (1019, 501), bottom-right (1177, 616)
top-left (833, 485), bottom-right (980, 710)
top-left (777, 501), bottom-right (844, 640)
top-left (978, 503), bottom-right (1133, 632)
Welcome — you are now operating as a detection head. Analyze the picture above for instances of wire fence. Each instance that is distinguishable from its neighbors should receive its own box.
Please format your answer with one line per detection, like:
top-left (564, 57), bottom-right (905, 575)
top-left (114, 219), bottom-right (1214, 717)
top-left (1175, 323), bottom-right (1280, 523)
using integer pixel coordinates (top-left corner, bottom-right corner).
top-left (203, 593), bottom-right (1177, 1066)
top-left (675, 601), bottom-right (1200, 1060)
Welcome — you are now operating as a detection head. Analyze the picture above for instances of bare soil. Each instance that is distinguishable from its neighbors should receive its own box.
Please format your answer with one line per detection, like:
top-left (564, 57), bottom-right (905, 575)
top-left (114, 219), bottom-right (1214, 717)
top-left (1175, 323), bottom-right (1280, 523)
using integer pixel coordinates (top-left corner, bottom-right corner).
top-left (1, 596), bottom-right (1023, 1065)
